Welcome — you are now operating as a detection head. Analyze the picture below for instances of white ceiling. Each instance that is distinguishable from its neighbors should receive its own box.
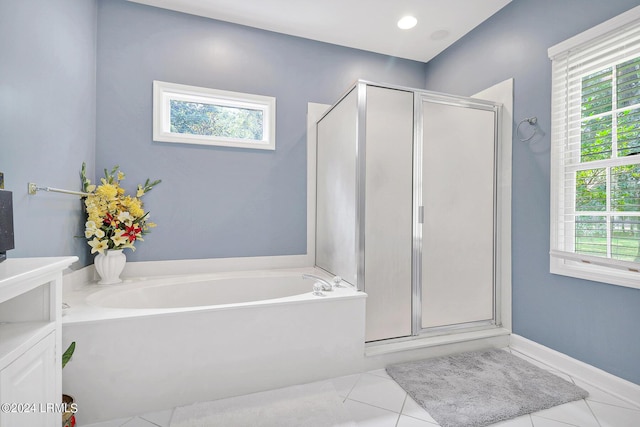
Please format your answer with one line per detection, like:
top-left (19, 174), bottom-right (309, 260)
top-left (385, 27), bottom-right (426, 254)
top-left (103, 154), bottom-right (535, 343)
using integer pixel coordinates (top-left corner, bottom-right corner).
top-left (128, 0), bottom-right (512, 63)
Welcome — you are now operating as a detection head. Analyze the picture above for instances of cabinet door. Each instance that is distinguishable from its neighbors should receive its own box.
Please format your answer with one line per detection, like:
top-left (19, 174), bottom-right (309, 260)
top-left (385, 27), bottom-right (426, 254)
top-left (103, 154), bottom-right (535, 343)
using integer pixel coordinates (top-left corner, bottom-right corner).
top-left (0, 333), bottom-right (56, 427)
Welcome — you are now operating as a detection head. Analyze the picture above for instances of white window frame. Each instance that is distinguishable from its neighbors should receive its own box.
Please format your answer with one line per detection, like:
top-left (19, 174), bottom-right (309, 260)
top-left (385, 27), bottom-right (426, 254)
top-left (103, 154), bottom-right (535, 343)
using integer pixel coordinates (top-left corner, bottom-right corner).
top-left (153, 80), bottom-right (276, 150)
top-left (549, 5), bottom-right (640, 289)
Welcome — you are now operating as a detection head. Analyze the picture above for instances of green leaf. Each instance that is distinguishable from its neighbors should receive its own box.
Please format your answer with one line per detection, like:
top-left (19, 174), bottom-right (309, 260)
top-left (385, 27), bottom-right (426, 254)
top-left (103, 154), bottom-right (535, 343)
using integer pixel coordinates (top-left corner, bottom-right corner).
top-left (62, 342), bottom-right (76, 369)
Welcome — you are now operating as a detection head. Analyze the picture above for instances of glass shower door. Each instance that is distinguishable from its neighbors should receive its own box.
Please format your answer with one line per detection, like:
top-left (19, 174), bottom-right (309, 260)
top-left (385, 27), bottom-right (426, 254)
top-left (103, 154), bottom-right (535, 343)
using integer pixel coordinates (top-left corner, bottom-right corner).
top-left (418, 94), bottom-right (499, 331)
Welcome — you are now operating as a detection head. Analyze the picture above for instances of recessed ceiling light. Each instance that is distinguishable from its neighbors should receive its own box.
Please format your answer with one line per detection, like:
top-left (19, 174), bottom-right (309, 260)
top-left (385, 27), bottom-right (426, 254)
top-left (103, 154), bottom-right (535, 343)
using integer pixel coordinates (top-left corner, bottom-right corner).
top-left (397, 16), bottom-right (418, 30)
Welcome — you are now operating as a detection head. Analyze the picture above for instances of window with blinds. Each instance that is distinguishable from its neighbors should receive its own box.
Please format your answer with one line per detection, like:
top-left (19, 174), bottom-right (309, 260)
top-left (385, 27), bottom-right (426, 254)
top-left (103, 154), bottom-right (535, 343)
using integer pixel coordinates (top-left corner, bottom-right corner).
top-left (549, 6), bottom-right (640, 288)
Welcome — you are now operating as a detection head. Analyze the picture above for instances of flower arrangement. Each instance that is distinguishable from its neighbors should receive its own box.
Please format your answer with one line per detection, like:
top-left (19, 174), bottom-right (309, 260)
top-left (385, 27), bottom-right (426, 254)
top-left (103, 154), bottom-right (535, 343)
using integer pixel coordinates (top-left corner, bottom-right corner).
top-left (80, 163), bottom-right (161, 254)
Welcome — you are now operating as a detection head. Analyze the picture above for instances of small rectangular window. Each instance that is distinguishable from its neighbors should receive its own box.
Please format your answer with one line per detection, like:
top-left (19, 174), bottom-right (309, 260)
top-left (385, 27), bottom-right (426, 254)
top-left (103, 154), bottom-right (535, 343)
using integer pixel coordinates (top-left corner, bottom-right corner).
top-left (153, 81), bottom-right (276, 150)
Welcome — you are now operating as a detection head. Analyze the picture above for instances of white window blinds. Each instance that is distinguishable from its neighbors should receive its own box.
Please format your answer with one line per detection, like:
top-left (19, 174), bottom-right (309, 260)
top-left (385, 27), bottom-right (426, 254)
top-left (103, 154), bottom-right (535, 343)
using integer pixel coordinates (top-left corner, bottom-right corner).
top-left (549, 6), bottom-right (640, 288)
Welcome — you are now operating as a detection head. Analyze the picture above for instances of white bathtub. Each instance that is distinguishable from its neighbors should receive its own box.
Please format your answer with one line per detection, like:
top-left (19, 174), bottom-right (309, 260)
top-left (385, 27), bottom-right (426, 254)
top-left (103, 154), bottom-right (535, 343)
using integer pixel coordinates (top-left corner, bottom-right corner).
top-left (62, 268), bottom-right (367, 424)
top-left (86, 271), bottom-right (334, 309)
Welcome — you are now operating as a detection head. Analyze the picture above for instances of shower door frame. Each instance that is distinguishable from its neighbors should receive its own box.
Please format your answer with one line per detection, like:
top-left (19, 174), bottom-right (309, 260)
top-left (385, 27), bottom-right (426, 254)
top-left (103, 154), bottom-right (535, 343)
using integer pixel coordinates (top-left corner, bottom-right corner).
top-left (411, 91), bottom-right (503, 337)
top-left (315, 80), bottom-right (507, 343)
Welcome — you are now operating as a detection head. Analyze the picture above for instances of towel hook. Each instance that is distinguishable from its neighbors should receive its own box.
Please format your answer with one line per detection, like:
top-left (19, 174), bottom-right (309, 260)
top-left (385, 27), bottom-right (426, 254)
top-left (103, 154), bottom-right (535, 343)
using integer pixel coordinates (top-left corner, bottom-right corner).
top-left (517, 117), bottom-right (538, 142)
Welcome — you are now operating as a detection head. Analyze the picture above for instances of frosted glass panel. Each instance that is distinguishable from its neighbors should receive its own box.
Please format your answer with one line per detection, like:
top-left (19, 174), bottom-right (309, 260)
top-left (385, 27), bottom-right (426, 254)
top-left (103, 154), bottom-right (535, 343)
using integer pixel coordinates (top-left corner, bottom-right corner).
top-left (315, 89), bottom-right (358, 285)
top-left (421, 100), bottom-right (496, 329)
top-left (364, 86), bottom-right (413, 341)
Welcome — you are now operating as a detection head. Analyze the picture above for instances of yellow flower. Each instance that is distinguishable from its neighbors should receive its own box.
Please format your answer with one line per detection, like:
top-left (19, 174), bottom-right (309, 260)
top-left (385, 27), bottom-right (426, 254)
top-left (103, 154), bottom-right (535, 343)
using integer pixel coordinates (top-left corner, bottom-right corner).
top-left (81, 164), bottom-right (160, 254)
top-left (96, 183), bottom-right (118, 200)
top-left (107, 200), bottom-right (119, 212)
top-left (117, 211), bottom-right (133, 226)
top-left (122, 196), bottom-right (144, 218)
top-left (110, 229), bottom-right (128, 247)
top-left (88, 238), bottom-right (109, 254)
top-left (84, 196), bottom-right (96, 209)
top-left (84, 220), bottom-right (98, 238)
top-left (88, 211), bottom-right (102, 225)
top-left (84, 220), bottom-right (105, 238)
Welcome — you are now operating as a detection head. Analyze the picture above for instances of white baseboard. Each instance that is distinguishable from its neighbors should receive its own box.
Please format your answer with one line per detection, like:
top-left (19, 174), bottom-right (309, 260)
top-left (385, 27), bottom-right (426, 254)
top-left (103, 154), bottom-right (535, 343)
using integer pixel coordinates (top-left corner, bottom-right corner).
top-left (510, 334), bottom-right (640, 407)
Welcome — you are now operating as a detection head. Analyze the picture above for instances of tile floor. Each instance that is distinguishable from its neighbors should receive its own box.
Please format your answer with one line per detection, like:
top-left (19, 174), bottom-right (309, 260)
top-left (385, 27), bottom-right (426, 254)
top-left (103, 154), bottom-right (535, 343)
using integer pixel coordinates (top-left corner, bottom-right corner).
top-left (83, 348), bottom-right (640, 427)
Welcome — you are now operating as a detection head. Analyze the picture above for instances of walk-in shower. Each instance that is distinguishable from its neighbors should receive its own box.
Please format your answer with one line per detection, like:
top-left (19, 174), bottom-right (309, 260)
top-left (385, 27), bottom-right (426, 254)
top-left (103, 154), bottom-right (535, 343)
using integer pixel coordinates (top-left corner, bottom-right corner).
top-left (315, 80), bottom-right (508, 343)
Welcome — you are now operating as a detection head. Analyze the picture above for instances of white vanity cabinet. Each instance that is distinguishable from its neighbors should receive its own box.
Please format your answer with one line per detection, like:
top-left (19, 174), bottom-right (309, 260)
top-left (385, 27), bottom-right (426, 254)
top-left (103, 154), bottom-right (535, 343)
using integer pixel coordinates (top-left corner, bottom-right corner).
top-left (0, 257), bottom-right (77, 427)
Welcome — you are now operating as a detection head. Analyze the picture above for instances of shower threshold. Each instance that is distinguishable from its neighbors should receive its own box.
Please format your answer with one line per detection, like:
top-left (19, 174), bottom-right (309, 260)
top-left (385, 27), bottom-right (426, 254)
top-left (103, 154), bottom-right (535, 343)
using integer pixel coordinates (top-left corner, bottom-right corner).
top-left (364, 325), bottom-right (510, 357)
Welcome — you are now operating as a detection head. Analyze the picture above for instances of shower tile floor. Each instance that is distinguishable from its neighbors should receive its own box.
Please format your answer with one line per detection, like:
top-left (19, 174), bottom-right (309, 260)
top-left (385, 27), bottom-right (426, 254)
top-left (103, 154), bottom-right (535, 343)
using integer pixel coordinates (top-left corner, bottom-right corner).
top-left (83, 348), bottom-right (640, 427)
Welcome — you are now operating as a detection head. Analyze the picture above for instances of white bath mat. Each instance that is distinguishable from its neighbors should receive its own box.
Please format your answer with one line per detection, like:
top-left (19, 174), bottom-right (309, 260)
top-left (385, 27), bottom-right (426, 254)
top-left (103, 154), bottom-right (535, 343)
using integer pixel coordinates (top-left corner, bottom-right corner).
top-left (169, 380), bottom-right (356, 427)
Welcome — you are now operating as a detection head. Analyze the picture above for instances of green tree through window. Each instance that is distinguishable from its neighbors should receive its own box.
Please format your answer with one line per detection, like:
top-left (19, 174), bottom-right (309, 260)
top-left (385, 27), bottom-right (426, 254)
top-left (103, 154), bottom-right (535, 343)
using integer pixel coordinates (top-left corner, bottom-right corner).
top-left (170, 100), bottom-right (264, 141)
top-left (575, 56), bottom-right (640, 262)
top-left (153, 81), bottom-right (276, 150)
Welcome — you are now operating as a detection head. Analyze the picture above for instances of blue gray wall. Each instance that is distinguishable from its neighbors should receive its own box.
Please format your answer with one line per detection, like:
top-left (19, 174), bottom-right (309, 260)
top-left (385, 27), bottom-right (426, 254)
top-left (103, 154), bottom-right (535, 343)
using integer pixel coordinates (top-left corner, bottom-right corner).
top-left (424, 0), bottom-right (640, 384)
top-left (0, 0), bottom-right (97, 267)
top-left (96, 0), bottom-right (426, 262)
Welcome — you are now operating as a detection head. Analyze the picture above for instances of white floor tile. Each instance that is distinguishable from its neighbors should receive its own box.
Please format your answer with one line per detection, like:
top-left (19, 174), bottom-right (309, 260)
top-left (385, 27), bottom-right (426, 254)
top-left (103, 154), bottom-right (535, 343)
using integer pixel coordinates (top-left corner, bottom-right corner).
top-left (533, 400), bottom-right (599, 427)
top-left (572, 378), bottom-right (640, 410)
top-left (331, 373), bottom-right (362, 398)
top-left (368, 368), bottom-right (393, 380)
top-left (400, 395), bottom-right (438, 424)
top-left (82, 417), bottom-right (133, 427)
top-left (587, 400), bottom-right (640, 427)
top-left (342, 399), bottom-right (400, 427)
top-left (489, 414), bottom-right (534, 426)
top-left (530, 415), bottom-right (577, 426)
top-left (396, 414), bottom-right (439, 426)
top-left (121, 417), bottom-right (159, 427)
top-left (139, 408), bottom-right (174, 426)
top-left (347, 373), bottom-right (408, 413)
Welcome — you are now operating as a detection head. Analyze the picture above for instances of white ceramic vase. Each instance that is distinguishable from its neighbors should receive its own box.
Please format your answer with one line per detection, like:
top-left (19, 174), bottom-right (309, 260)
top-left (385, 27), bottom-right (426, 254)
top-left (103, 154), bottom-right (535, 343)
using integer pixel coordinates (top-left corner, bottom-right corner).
top-left (94, 249), bottom-right (126, 284)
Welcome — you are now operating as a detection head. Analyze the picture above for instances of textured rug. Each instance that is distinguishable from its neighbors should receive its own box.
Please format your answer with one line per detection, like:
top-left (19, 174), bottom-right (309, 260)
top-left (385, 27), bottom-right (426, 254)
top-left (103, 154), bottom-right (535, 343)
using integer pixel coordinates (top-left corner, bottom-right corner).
top-left (169, 380), bottom-right (356, 427)
top-left (386, 349), bottom-right (588, 427)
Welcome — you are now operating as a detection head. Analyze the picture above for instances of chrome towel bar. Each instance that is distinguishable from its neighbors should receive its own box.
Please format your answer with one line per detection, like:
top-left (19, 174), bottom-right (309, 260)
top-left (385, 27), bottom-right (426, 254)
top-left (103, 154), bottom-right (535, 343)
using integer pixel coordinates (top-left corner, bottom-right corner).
top-left (27, 182), bottom-right (89, 197)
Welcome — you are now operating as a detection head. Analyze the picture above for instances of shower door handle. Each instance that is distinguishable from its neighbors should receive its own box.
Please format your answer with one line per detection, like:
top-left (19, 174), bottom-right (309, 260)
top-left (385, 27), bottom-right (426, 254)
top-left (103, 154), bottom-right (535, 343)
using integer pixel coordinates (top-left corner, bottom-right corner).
top-left (418, 206), bottom-right (424, 224)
